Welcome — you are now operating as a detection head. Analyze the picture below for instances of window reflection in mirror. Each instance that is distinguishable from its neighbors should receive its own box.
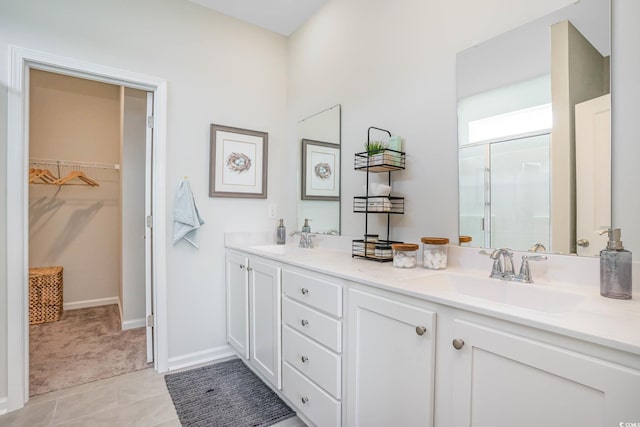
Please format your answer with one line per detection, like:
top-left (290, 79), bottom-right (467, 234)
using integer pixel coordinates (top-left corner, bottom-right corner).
top-left (456, 0), bottom-right (610, 255)
top-left (297, 104), bottom-right (341, 235)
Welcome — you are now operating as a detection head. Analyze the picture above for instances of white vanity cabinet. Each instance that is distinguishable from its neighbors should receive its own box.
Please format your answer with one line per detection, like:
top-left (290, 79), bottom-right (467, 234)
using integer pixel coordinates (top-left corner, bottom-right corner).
top-left (347, 288), bottom-right (437, 427)
top-left (450, 319), bottom-right (640, 426)
top-left (281, 269), bottom-right (343, 427)
top-left (225, 251), bottom-right (282, 389)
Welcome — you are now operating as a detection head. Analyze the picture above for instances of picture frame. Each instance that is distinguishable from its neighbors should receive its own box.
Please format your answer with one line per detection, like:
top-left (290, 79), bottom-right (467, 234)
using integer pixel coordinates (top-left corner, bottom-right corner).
top-left (210, 124), bottom-right (268, 198)
top-left (302, 139), bottom-right (340, 201)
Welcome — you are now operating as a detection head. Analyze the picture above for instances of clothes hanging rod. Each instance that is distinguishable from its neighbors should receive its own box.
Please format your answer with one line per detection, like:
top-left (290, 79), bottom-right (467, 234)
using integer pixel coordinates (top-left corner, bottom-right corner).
top-left (29, 158), bottom-right (120, 170)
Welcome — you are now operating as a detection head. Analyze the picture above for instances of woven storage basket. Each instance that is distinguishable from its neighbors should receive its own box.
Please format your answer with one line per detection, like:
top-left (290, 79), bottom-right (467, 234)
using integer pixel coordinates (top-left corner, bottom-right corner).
top-left (29, 266), bottom-right (63, 325)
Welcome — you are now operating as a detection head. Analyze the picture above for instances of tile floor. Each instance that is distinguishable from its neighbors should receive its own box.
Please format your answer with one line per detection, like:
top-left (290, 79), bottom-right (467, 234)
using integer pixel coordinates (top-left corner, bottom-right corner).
top-left (0, 365), bottom-right (307, 427)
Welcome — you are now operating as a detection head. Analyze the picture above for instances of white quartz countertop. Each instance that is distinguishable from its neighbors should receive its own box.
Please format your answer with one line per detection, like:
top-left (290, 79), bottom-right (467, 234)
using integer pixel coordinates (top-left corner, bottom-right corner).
top-left (225, 238), bottom-right (640, 356)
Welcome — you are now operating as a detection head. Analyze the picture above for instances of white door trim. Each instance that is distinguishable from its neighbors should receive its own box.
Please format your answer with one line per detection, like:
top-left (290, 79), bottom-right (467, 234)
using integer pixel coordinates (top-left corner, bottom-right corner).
top-left (6, 45), bottom-right (169, 411)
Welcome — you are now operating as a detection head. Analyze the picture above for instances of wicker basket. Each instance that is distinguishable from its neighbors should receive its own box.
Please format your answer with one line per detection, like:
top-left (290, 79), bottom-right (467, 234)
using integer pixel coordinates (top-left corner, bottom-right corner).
top-left (29, 266), bottom-right (63, 325)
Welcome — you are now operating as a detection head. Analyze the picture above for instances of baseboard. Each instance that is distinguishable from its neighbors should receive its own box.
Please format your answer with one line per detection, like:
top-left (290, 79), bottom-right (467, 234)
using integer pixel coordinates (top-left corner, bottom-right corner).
top-left (63, 297), bottom-right (120, 311)
top-left (0, 396), bottom-right (7, 415)
top-left (122, 318), bottom-right (146, 330)
top-left (167, 345), bottom-right (236, 371)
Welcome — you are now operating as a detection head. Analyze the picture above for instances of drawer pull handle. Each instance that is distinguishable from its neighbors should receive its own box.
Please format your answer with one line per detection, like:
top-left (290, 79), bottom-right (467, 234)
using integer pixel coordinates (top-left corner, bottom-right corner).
top-left (300, 288), bottom-right (310, 295)
top-left (301, 355), bottom-right (309, 363)
top-left (301, 319), bottom-right (309, 327)
top-left (452, 338), bottom-right (465, 350)
top-left (415, 326), bottom-right (427, 336)
top-left (301, 396), bottom-right (309, 404)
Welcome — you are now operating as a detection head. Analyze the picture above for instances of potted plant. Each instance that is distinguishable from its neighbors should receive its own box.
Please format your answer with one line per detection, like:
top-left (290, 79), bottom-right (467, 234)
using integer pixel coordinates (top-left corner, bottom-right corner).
top-left (365, 140), bottom-right (389, 166)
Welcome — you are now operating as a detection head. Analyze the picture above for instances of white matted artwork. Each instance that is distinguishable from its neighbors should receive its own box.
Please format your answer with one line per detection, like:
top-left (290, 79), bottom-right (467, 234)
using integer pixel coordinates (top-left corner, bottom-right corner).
top-left (210, 124), bottom-right (268, 198)
top-left (302, 139), bottom-right (340, 201)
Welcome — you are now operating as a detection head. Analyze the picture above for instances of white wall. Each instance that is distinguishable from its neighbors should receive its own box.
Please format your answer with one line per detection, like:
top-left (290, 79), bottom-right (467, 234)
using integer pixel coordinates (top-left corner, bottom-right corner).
top-left (287, 0), bottom-right (574, 246)
top-left (120, 87), bottom-right (147, 327)
top-left (0, 0), bottom-right (288, 400)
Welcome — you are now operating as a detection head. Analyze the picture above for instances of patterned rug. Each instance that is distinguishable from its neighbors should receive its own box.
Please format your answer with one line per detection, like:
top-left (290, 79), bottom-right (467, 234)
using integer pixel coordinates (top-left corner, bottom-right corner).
top-left (29, 304), bottom-right (149, 396)
top-left (165, 358), bottom-right (296, 427)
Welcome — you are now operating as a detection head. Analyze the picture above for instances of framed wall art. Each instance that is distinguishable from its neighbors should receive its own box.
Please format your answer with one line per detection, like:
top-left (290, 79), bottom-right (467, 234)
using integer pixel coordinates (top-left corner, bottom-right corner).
top-left (302, 139), bottom-right (340, 201)
top-left (209, 124), bottom-right (268, 198)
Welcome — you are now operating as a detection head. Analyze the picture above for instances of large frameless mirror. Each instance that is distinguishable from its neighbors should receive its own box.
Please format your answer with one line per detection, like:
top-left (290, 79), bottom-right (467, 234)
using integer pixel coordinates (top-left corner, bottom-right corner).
top-left (456, 0), bottom-right (611, 256)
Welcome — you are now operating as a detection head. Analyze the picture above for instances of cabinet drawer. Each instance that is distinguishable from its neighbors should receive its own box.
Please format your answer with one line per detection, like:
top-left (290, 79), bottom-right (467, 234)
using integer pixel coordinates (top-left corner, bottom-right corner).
top-left (282, 270), bottom-right (342, 317)
top-left (283, 325), bottom-right (341, 399)
top-left (283, 362), bottom-right (341, 427)
top-left (283, 297), bottom-right (342, 353)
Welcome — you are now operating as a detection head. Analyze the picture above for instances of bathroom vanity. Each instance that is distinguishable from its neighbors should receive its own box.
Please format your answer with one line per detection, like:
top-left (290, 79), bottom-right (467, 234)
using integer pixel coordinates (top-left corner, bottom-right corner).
top-left (225, 237), bottom-right (640, 427)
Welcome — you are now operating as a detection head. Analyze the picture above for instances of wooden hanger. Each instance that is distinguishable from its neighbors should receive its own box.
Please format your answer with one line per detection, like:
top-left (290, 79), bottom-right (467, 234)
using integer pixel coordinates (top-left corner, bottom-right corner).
top-left (55, 170), bottom-right (99, 187)
top-left (29, 168), bottom-right (58, 184)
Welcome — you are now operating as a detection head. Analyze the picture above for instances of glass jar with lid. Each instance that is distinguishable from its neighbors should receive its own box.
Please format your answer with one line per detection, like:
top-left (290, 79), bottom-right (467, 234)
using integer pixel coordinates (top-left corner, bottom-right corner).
top-left (391, 243), bottom-right (419, 268)
top-left (459, 235), bottom-right (472, 246)
top-left (421, 237), bottom-right (449, 269)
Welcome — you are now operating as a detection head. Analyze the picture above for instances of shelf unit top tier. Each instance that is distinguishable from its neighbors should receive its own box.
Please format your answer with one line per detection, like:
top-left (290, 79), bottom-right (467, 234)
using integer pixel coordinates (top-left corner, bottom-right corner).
top-left (354, 149), bottom-right (405, 172)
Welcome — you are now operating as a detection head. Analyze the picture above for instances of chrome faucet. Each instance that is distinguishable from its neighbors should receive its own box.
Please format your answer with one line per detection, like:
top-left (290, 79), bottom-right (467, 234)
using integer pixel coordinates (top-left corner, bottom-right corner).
top-left (481, 249), bottom-right (547, 283)
top-left (491, 248), bottom-right (515, 279)
top-left (289, 231), bottom-right (315, 248)
top-left (514, 254), bottom-right (548, 283)
top-left (529, 243), bottom-right (547, 253)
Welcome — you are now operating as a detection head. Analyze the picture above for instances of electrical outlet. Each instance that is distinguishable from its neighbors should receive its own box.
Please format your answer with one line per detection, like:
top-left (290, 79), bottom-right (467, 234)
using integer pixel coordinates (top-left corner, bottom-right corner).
top-left (268, 204), bottom-right (277, 219)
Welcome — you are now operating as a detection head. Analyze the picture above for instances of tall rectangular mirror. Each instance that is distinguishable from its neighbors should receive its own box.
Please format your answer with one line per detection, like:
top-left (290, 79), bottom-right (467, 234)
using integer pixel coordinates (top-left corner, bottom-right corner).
top-left (297, 104), bottom-right (341, 234)
top-left (457, 0), bottom-right (610, 256)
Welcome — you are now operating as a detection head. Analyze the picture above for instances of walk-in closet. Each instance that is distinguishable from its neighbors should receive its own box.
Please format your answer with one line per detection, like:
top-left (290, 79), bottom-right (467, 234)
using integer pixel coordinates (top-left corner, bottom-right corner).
top-left (27, 69), bottom-right (152, 396)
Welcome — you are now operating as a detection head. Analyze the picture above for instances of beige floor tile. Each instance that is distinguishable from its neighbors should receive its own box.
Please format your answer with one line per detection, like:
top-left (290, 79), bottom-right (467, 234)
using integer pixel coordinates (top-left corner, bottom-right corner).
top-left (150, 417), bottom-right (182, 427)
top-left (0, 400), bottom-right (56, 427)
top-left (273, 415), bottom-right (308, 427)
top-left (51, 407), bottom-right (120, 427)
top-left (116, 369), bottom-right (168, 406)
top-left (27, 375), bottom-right (118, 407)
top-left (116, 392), bottom-right (178, 427)
top-left (51, 384), bottom-right (118, 425)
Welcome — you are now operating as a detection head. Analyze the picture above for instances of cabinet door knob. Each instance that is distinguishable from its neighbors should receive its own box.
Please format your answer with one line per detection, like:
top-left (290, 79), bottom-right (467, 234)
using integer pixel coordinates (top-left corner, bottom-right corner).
top-left (452, 338), bottom-right (465, 350)
top-left (239, 264), bottom-right (245, 270)
top-left (301, 355), bottom-right (309, 363)
top-left (301, 396), bottom-right (309, 404)
top-left (415, 326), bottom-right (427, 336)
top-left (246, 267), bottom-right (252, 272)
top-left (301, 319), bottom-right (309, 327)
top-left (300, 288), bottom-right (310, 295)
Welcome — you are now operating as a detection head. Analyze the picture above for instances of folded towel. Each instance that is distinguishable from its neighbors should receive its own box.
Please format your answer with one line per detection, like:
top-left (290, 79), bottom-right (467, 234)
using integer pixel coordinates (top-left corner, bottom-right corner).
top-left (367, 197), bottom-right (392, 212)
top-left (173, 179), bottom-right (205, 248)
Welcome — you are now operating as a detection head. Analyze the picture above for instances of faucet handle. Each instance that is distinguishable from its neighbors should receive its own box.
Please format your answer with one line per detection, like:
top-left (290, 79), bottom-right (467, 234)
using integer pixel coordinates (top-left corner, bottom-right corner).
top-left (516, 254), bottom-right (547, 283)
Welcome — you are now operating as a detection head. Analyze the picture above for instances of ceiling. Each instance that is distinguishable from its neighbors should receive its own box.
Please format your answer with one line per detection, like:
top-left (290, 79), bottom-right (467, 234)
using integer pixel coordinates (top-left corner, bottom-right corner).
top-left (189, 0), bottom-right (329, 36)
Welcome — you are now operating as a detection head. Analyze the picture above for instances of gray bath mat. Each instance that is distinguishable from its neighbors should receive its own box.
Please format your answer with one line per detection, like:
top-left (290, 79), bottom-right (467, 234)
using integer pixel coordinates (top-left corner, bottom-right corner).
top-left (165, 358), bottom-right (296, 427)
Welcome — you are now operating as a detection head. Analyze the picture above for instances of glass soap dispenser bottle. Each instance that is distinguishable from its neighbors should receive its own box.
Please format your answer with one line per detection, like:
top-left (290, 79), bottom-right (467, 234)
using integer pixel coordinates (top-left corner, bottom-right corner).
top-left (599, 228), bottom-right (632, 299)
top-left (276, 219), bottom-right (286, 245)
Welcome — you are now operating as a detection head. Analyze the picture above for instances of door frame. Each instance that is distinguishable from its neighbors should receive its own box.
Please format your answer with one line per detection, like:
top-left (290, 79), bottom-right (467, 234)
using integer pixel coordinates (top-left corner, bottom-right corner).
top-left (6, 46), bottom-right (169, 411)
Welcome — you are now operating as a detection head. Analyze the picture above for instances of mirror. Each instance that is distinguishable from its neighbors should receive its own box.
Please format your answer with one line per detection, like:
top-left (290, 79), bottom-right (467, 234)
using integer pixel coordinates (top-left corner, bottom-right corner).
top-left (297, 104), bottom-right (341, 234)
top-left (456, 0), bottom-right (610, 256)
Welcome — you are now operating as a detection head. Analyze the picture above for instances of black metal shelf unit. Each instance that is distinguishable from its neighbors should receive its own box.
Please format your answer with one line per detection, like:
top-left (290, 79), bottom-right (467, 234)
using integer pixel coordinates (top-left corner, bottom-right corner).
top-left (352, 126), bottom-right (406, 262)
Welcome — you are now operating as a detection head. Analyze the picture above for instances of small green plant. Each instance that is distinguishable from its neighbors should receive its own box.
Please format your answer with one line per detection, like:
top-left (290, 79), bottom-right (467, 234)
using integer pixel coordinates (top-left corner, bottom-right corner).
top-left (365, 140), bottom-right (387, 155)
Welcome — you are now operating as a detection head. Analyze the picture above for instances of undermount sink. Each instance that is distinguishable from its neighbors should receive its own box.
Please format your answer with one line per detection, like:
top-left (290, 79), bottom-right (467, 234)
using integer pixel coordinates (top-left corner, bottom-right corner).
top-left (399, 273), bottom-right (585, 313)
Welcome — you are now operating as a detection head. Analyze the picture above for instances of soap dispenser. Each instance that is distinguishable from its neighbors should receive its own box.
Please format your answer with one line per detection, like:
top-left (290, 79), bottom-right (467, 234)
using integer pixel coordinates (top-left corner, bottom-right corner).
top-left (276, 219), bottom-right (286, 245)
top-left (599, 228), bottom-right (632, 299)
top-left (302, 218), bottom-right (311, 233)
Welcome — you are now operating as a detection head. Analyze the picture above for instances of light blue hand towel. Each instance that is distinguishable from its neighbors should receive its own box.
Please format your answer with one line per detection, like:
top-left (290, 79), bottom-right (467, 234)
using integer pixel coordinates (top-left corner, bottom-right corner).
top-left (173, 179), bottom-right (205, 248)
